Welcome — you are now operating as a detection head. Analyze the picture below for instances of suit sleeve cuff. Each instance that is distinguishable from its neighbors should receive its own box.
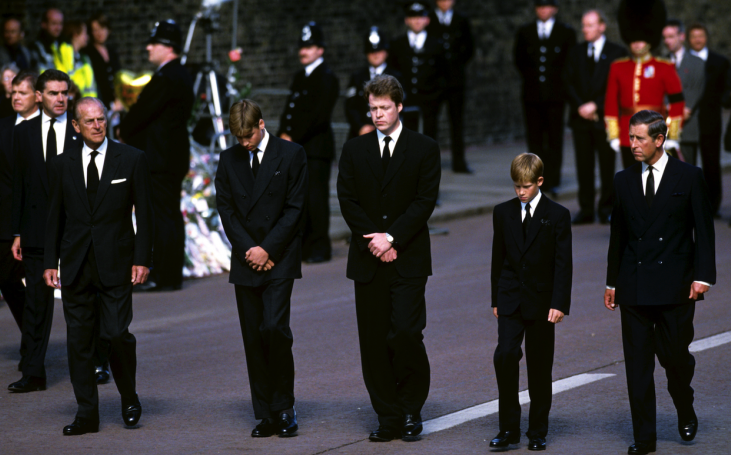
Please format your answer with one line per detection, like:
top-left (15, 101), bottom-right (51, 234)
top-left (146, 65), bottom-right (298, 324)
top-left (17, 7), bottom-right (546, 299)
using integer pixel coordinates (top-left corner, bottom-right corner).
top-left (694, 281), bottom-right (712, 288)
top-left (606, 286), bottom-right (615, 290)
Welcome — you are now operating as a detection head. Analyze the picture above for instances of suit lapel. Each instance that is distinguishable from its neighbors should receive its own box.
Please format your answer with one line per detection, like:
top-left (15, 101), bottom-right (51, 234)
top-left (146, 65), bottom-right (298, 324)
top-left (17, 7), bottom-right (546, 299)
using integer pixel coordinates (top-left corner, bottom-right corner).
top-left (230, 144), bottom-right (255, 196)
top-left (629, 164), bottom-right (647, 222)
top-left (250, 138), bottom-right (283, 207)
top-left (382, 130), bottom-right (408, 188)
top-left (522, 195), bottom-right (549, 253)
top-left (63, 121), bottom-right (80, 153)
top-left (28, 117), bottom-right (49, 194)
top-left (92, 141), bottom-right (121, 213)
top-left (69, 147), bottom-right (90, 215)
top-left (639, 157), bottom-right (682, 235)
top-left (364, 132), bottom-right (384, 181)
top-left (508, 199), bottom-right (524, 252)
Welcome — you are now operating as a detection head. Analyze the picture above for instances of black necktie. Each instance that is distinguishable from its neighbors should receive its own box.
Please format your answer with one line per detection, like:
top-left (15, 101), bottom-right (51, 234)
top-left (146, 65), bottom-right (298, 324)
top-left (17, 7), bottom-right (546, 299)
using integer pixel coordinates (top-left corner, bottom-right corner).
top-left (645, 165), bottom-right (655, 208)
top-left (251, 149), bottom-right (260, 178)
top-left (382, 136), bottom-right (392, 172)
top-left (87, 150), bottom-right (100, 209)
top-left (47, 118), bottom-right (57, 160)
top-left (587, 43), bottom-right (596, 75)
top-left (523, 202), bottom-right (532, 239)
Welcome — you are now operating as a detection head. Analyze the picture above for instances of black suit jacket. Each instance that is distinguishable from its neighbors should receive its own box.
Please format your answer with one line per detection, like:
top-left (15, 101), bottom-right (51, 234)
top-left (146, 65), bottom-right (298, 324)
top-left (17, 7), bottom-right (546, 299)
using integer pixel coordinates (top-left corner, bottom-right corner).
top-left (44, 140), bottom-right (154, 287)
top-left (12, 115), bottom-right (82, 248)
top-left (563, 39), bottom-right (628, 128)
top-left (607, 156), bottom-right (716, 306)
top-left (278, 62), bottom-right (339, 160)
top-left (698, 50), bottom-right (730, 136)
top-left (119, 58), bottom-right (194, 180)
top-left (337, 127), bottom-right (441, 283)
top-left (388, 33), bottom-right (446, 105)
top-left (0, 115), bottom-right (19, 240)
top-left (514, 20), bottom-right (576, 103)
top-left (344, 65), bottom-right (402, 139)
top-left (491, 195), bottom-right (572, 320)
top-left (427, 10), bottom-right (474, 87)
top-left (215, 135), bottom-right (308, 287)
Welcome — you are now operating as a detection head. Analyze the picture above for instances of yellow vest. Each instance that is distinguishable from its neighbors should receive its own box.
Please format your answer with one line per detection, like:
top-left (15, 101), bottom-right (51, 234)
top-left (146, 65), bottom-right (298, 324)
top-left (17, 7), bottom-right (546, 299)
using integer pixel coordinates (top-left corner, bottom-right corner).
top-left (51, 42), bottom-right (98, 98)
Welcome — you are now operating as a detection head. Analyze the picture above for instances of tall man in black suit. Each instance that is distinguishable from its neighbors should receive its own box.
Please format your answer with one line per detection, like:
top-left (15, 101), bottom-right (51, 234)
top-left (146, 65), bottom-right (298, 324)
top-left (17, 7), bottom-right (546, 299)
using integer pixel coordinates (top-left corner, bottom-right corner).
top-left (514, 0), bottom-right (576, 193)
top-left (688, 22), bottom-right (729, 216)
top-left (278, 22), bottom-right (338, 264)
top-left (43, 97), bottom-right (153, 435)
top-left (118, 19), bottom-right (194, 291)
top-left (563, 9), bottom-right (627, 224)
top-left (427, 0), bottom-right (474, 173)
top-left (9, 69), bottom-right (81, 393)
top-left (337, 75), bottom-right (440, 442)
top-left (605, 110), bottom-right (715, 455)
top-left (216, 100), bottom-right (307, 438)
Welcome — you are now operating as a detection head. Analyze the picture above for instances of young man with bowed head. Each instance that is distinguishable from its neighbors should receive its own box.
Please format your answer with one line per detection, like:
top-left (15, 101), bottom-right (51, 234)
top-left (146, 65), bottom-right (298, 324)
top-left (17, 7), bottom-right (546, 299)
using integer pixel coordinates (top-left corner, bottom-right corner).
top-left (337, 75), bottom-right (440, 442)
top-left (215, 100), bottom-right (308, 438)
top-left (605, 110), bottom-right (715, 455)
top-left (489, 153), bottom-right (572, 451)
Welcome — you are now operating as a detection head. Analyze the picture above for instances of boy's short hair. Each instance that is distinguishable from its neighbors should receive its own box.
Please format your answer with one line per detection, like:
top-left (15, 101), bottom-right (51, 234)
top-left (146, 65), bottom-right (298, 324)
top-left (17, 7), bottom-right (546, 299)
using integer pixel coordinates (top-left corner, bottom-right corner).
top-left (363, 75), bottom-right (404, 106)
top-left (510, 153), bottom-right (544, 183)
top-left (229, 99), bottom-right (263, 137)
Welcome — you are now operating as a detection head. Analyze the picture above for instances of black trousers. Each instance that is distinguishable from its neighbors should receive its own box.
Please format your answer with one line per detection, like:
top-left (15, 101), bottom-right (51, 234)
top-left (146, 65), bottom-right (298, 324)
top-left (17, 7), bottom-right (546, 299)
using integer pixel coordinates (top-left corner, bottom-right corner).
top-left (571, 124), bottom-right (615, 218)
top-left (437, 86), bottom-right (467, 168)
top-left (698, 132), bottom-right (722, 214)
top-left (234, 279), bottom-right (296, 420)
top-left (620, 303), bottom-right (696, 443)
top-left (403, 100), bottom-right (440, 141)
top-left (20, 248), bottom-right (55, 379)
top-left (523, 102), bottom-right (566, 190)
top-left (354, 263), bottom-right (430, 429)
top-left (149, 174), bottom-right (185, 288)
top-left (302, 157), bottom-right (332, 261)
top-left (0, 240), bottom-right (25, 330)
top-left (494, 305), bottom-right (555, 438)
top-left (680, 142), bottom-right (699, 168)
top-left (63, 245), bottom-right (137, 421)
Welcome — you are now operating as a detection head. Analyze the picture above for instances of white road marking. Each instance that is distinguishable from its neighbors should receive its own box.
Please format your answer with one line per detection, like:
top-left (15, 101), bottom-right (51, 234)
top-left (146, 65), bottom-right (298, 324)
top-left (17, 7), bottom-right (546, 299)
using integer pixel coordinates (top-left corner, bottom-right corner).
top-left (689, 330), bottom-right (731, 352)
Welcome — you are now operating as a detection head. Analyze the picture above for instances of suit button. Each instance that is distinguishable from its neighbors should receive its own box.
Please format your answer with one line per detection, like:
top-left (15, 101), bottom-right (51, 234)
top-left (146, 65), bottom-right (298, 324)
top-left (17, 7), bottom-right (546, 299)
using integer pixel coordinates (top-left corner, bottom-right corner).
top-left (539, 76), bottom-right (546, 82)
top-left (521, 282), bottom-right (525, 286)
top-left (658, 261), bottom-right (663, 264)
top-left (540, 46), bottom-right (546, 53)
top-left (265, 216), bottom-right (270, 220)
top-left (268, 192), bottom-right (272, 196)
top-left (639, 237), bottom-right (642, 241)
top-left (638, 261), bottom-right (642, 265)
top-left (540, 56), bottom-right (546, 62)
top-left (412, 78), bottom-right (418, 84)
top-left (522, 264), bottom-right (527, 270)
top-left (246, 218), bottom-right (251, 222)
top-left (412, 67), bottom-right (418, 73)
top-left (382, 215), bottom-right (387, 219)
top-left (539, 66), bottom-right (546, 72)
top-left (242, 195), bottom-right (246, 198)
top-left (289, 102), bottom-right (295, 108)
top-left (659, 237), bottom-right (663, 241)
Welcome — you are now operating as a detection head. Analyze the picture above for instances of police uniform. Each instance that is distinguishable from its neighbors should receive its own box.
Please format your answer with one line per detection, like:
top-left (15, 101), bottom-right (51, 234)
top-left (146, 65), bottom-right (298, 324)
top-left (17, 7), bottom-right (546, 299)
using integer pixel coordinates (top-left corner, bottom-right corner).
top-left (278, 23), bottom-right (339, 263)
top-left (345, 27), bottom-right (402, 140)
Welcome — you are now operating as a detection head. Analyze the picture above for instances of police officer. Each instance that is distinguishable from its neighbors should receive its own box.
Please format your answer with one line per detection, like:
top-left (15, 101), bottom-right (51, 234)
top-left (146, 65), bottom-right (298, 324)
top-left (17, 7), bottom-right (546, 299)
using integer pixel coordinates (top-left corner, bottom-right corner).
top-left (389, 1), bottom-right (446, 141)
top-left (345, 27), bottom-right (401, 140)
top-left (278, 22), bottom-right (339, 264)
top-left (118, 20), bottom-right (194, 291)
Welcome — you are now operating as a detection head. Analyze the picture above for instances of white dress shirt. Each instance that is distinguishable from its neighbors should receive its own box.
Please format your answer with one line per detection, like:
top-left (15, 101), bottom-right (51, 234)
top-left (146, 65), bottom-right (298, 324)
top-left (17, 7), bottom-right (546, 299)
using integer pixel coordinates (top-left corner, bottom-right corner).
top-left (521, 190), bottom-right (542, 221)
top-left (250, 128), bottom-right (269, 166)
top-left (408, 30), bottom-right (427, 51)
top-left (369, 63), bottom-right (387, 79)
top-left (82, 138), bottom-right (108, 187)
top-left (436, 9), bottom-right (453, 26)
top-left (41, 111), bottom-right (68, 161)
top-left (671, 46), bottom-right (686, 68)
top-left (588, 34), bottom-right (606, 62)
top-left (376, 121), bottom-right (403, 157)
top-left (537, 18), bottom-right (555, 40)
top-left (690, 47), bottom-right (708, 61)
top-left (304, 57), bottom-right (324, 77)
top-left (15, 109), bottom-right (40, 125)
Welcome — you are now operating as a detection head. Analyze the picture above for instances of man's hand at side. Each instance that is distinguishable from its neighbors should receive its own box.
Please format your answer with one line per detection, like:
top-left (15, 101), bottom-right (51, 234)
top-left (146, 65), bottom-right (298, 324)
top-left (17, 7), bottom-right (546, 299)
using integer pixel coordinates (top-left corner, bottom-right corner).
top-left (11, 236), bottom-right (22, 261)
top-left (548, 309), bottom-right (565, 324)
top-left (689, 282), bottom-right (710, 300)
top-left (364, 233), bottom-right (391, 257)
top-left (43, 269), bottom-right (60, 288)
top-left (604, 288), bottom-right (616, 311)
top-left (131, 266), bottom-right (150, 285)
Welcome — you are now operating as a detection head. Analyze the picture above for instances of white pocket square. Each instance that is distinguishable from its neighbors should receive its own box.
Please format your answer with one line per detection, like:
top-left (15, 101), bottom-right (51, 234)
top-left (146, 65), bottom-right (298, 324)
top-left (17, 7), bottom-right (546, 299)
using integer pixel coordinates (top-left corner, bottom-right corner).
top-left (111, 178), bottom-right (127, 184)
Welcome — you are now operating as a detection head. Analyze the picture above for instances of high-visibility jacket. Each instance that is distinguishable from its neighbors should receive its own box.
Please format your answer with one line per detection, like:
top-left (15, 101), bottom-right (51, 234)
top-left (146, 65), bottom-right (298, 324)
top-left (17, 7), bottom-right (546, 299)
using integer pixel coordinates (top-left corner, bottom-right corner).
top-left (52, 44), bottom-right (98, 98)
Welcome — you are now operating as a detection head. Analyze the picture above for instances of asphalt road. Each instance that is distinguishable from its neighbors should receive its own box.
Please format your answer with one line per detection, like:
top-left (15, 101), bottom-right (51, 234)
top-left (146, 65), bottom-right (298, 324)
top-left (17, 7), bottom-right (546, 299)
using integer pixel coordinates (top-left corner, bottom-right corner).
top-left (2, 185), bottom-right (731, 455)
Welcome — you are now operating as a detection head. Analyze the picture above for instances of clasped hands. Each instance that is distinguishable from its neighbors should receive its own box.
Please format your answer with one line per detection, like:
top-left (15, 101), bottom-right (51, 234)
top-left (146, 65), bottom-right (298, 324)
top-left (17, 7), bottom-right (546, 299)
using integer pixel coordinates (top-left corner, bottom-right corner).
top-left (363, 233), bottom-right (397, 263)
top-left (246, 246), bottom-right (275, 272)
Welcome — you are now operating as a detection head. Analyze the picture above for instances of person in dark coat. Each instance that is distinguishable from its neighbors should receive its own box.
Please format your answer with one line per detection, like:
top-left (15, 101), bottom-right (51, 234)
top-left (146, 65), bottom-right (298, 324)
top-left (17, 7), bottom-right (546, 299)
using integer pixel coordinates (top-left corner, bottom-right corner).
top-left (278, 22), bottom-right (339, 264)
top-left (0, 16), bottom-right (35, 70)
top-left (82, 13), bottom-right (121, 110)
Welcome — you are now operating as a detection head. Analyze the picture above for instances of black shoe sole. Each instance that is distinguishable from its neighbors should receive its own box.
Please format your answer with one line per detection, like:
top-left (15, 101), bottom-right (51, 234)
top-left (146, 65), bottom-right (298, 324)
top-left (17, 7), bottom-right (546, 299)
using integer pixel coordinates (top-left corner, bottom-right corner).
top-left (489, 438), bottom-right (520, 447)
top-left (369, 435), bottom-right (394, 442)
top-left (8, 385), bottom-right (46, 393)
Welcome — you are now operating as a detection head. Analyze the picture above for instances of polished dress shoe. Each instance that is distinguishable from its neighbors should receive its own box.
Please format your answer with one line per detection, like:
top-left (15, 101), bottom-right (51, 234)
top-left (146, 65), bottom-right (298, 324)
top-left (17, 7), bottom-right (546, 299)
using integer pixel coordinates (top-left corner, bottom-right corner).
top-left (95, 364), bottom-right (110, 384)
top-left (278, 410), bottom-right (297, 437)
top-left (251, 418), bottom-right (278, 437)
top-left (489, 430), bottom-right (520, 447)
top-left (571, 211), bottom-right (594, 225)
top-left (628, 441), bottom-right (656, 454)
top-left (369, 426), bottom-right (400, 442)
top-left (63, 417), bottom-right (99, 436)
top-left (402, 414), bottom-right (423, 440)
top-left (678, 417), bottom-right (698, 441)
top-left (8, 375), bottom-right (46, 393)
top-left (122, 394), bottom-right (142, 426)
top-left (528, 436), bottom-right (547, 451)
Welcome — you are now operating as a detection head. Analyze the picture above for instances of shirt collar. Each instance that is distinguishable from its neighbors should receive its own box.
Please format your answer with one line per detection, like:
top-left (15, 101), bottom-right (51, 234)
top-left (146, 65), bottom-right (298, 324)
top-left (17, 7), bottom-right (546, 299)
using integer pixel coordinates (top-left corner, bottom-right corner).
top-left (376, 120), bottom-right (403, 145)
top-left (304, 57), bottom-right (324, 76)
top-left (16, 109), bottom-right (40, 125)
top-left (83, 137), bottom-right (108, 157)
top-left (436, 9), bottom-right (453, 23)
top-left (537, 17), bottom-right (555, 29)
top-left (521, 189), bottom-right (542, 211)
top-left (370, 63), bottom-right (387, 75)
top-left (255, 128), bottom-right (269, 153)
top-left (42, 110), bottom-right (67, 125)
top-left (673, 46), bottom-right (686, 64)
top-left (642, 151), bottom-right (669, 174)
top-left (690, 47), bottom-right (708, 61)
top-left (407, 30), bottom-right (427, 44)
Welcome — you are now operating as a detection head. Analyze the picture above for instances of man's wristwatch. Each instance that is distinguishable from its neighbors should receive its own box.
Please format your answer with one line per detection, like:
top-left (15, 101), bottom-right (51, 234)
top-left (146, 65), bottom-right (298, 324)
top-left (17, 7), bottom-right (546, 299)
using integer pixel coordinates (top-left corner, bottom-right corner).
top-left (385, 233), bottom-right (394, 244)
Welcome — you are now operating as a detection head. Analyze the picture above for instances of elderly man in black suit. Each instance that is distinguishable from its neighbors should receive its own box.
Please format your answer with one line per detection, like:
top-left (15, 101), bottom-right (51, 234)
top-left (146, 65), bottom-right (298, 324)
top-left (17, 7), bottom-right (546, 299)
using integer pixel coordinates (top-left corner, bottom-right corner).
top-left (563, 9), bottom-right (627, 224)
top-left (9, 69), bottom-right (81, 393)
top-left (216, 100), bottom-right (308, 438)
top-left (338, 75), bottom-right (440, 442)
top-left (43, 97), bottom-right (153, 435)
top-left (514, 0), bottom-right (576, 194)
top-left (605, 110), bottom-right (716, 455)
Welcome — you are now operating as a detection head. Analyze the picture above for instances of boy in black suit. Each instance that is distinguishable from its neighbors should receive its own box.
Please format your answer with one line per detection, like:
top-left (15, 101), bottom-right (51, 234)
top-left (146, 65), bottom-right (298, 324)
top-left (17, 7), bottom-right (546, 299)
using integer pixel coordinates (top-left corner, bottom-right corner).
top-left (490, 153), bottom-right (572, 451)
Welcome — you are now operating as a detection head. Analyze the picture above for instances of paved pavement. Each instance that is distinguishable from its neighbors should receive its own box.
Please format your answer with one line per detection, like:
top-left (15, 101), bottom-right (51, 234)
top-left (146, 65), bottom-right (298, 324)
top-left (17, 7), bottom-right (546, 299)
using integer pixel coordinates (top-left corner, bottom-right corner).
top-left (2, 136), bottom-right (731, 454)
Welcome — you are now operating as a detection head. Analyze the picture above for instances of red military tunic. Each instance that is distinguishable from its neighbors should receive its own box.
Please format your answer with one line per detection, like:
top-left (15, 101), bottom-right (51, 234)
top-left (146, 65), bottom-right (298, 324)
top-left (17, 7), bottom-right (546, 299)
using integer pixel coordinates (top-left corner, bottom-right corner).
top-left (604, 54), bottom-right (684, 147)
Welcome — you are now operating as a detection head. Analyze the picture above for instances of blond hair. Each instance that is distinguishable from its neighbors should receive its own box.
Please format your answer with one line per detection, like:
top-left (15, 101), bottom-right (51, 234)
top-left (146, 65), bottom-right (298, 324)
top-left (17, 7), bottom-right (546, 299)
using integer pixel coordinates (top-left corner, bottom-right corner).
top-left (510, 153), bottom-right (544, 183)
top-left (229, 99), bottom-right (263, 137)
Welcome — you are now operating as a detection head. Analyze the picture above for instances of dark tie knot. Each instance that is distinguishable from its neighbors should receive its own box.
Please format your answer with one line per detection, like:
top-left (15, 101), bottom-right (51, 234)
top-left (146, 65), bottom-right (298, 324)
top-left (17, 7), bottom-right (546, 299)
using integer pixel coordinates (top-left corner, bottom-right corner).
top-left (90, 150), bottom-right (100, 159)
top-left (525, 202), bottom-right (531, 212)
top-left (384, 136), bottom-right (392, 146)
top-left (647, 165), bottom-right (654, 172)
top-left (49, 118), bottom-right (56, 126)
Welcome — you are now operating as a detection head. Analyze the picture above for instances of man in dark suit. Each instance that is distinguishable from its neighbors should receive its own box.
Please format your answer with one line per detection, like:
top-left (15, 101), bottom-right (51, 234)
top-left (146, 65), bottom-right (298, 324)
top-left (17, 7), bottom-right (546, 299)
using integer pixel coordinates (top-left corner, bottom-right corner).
top-left (490, 153), bottom-right (572, 451)
top-left (0, 16), bottom-right (35, 70)
top-left (278, 22), bottom-right (338, 264)
top-left (345, 27), bottom-right (401, 140)
top-left (337, 75), bottom-right (440, 442)
top-left (428, 0), bottom-right (474, 173)
top-left (43, 97), bottom-right (153, 435)
top-left (514, 0), bottom-right (576, 193)
top-left (563, 9), bottom-right (627, 224)
top-left (688, 22), bottom-right (729, 216)
top-left (118, 19), bottom-right (194, 291)
top-left (9, 69), bottom-right (81, 392)
top-left (216, 100), bottom-right (307, 438)
top-left (604, 110), bottom-right (715, 455)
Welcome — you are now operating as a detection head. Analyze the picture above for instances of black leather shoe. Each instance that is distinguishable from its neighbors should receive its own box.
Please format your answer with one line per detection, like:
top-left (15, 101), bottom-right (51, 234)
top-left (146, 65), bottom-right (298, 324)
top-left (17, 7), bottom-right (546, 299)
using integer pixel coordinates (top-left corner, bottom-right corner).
top-left (628, 441), bottom-right (656, 454)
top-left (8, 375), bottom-right (46, 393)
top-left (678, 418), bottom-right (698, 441)
top-left (489, 430), bottom-right (521, 447)
top-left (277, 410), bottom-right (297, 437)
top-left (304, 256), bottom-right (330, 264)
top-left (452, 163), bottom-right (474, 174)
top-left (95, 364), bottom-right (110, 384)
top-left (572, 211), bottom-right (594, 225)
top-left (121, 394), bottom-right (142, 426)
top-left (402, 414), bottom-right (423, 440)
top-left (369, 426), bottom-right (400, 442)
top-left (132, 281), bottom-right (158, 293)
top-left (63, 417), bottom-right (99, 436)
top-left (251, 418), bottom-right (278, 437)
top-left (528, 436), bottom-right (547, 451)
